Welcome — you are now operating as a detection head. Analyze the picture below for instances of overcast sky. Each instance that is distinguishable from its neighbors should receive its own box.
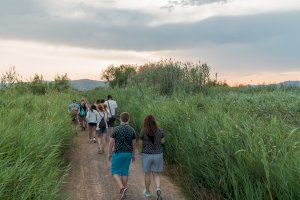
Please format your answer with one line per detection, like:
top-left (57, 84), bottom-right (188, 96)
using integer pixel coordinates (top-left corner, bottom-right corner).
top-left (0, 0), bottom-right (299, 85)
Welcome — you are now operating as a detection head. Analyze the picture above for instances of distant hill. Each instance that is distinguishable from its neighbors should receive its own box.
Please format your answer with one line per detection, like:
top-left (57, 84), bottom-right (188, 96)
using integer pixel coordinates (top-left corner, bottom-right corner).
top-left (70, 79), bottom-right (108, 91)
top-left (248, 81), bottom-right (300, 88)
top-left (278, 81), bottom-right (300, 87)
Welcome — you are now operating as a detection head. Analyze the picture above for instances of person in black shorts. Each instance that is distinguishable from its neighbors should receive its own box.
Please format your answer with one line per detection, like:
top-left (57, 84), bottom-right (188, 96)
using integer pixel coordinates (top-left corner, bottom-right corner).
top-left (86, 105), bottom-right (100, 143)
top-left (79, 100), bottom-right (88, 130)
top-left (104, 95), bottom-right (118, 131)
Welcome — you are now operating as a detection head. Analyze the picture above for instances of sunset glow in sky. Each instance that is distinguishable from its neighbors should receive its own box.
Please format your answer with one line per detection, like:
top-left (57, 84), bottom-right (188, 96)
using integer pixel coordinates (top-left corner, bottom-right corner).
top-left (0, 0), bottom-right (300, 85)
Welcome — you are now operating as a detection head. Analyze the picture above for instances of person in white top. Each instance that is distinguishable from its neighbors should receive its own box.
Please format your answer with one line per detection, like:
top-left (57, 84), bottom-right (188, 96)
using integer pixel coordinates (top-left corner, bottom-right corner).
top-left (104, 95), bottom-right (118, 134)
top-left (86, 104), bottom-right (100, 143)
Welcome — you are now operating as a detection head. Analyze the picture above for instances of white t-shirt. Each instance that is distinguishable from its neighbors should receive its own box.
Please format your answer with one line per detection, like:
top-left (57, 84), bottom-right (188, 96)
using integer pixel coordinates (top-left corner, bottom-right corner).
top-left (86, 110), bottom-right (100, 124)
top-left (104, 100), bottom-right (117, 117)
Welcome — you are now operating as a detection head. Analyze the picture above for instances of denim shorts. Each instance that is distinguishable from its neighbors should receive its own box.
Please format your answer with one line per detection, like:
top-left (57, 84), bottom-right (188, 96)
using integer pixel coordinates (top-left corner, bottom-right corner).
top-left (111, 152), bottom-right (132, 176)
top-left (97, 127), bottom-right (107, 134)
top-left (141, 153), bottom-right (164, 173)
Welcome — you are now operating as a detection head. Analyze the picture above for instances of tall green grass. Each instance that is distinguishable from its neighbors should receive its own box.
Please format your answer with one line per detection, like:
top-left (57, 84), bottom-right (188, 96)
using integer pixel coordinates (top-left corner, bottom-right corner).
top-left (0, 90), bottom-right (76, 199)
top-left (87, 87), bottom-right (300, 199)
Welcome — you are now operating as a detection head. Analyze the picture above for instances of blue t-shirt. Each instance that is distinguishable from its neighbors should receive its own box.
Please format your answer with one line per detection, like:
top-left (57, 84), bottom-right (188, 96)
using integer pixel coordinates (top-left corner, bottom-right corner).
top-left (68, 103), bottom-right (80, 112)
top-left (111, 124), bottom-right (136, 153)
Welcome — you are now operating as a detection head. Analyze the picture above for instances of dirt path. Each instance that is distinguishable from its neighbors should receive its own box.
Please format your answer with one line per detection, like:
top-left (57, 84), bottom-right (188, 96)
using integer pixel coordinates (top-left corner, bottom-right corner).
top-left (63, 131), bottom-right (186, 200)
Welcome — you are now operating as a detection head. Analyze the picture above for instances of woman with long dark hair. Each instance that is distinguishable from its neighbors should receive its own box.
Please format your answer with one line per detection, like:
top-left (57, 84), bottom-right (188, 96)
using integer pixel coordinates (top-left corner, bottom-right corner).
top-left (140, 115), bottom-right (165, 199)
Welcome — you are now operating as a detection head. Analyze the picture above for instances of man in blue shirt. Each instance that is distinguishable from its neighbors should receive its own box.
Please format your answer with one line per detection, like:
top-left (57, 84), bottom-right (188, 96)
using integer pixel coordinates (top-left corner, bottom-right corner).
top-left (68, 100), bottom-right (80, 112)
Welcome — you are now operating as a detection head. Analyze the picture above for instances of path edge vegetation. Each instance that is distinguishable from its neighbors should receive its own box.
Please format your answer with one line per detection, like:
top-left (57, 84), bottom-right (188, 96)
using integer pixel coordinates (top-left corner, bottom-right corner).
top-left (97, 60), bottom-right (300, 200)
top-left (1, 60), bottom-right (299, 199)
top-left (0, 69), bottom-right (80, 199)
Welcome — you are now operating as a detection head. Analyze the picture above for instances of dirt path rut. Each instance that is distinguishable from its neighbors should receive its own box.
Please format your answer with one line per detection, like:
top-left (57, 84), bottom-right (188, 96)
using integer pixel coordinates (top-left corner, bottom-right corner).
top-left (63, 131), bottom-right (186, 200)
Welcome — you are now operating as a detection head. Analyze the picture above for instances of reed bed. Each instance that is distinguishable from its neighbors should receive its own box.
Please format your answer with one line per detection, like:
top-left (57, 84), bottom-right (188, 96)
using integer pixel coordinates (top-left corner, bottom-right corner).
top-left (0, 90), bottom-right (76, 199)
top-left (87, 86), bottom-right (300, 199)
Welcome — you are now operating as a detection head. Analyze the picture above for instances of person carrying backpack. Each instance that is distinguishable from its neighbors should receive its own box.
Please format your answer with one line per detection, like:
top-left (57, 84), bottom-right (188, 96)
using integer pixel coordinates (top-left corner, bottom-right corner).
top-left (79, 100), bottom-right (87, 130)
top-left (68, 100), bottom-right (80, 125)
top-left (86, 105), bottom-right (100, 143)
top-left (96, 104), bottom-right (108, 154)
top-left (140, 115), bottom-right (165, 199)
top-left (104, 95), bottom-right (118, 134)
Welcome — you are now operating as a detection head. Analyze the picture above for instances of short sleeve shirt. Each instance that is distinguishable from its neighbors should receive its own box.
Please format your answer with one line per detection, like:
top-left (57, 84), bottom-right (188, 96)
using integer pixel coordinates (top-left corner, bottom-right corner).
top-left (111, 124), bottom-right (136, 153)
top-left (141, 129), bottom-right (165, 154)
top-left (104, 100), bottom-right (118, 117)
top-left (68, 103), bottom-right (80, 112)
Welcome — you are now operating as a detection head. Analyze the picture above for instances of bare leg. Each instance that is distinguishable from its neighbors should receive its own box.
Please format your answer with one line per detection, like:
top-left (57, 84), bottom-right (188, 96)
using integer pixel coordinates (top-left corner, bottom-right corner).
top-left (93, 126), bottom-right (96, 139)
top-left (108, 127), bottom-right (113, 136)
top-left (121, 176), bottom-right (129, 188)
top-left (97, 135), bottom-right (102, 152)
top-left (100, 134), bottom-right (105, 152)
top-left (88, 125), bottom-right (92, 140)
top-left (83, 119), bottom-right (87, 130)
top-left (113, 175), bottom-right (124, 190)
top-left (144, 172), bottom-right (151, 192)
top-left (153, 172), bottom-right (161, 189)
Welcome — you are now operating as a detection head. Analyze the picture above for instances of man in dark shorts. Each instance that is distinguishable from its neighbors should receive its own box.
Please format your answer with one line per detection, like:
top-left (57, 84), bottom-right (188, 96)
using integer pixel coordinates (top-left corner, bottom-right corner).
top-left (107, 112), bottom-right (136, 200)
top-left (104, 95), bottom-right (118, 134)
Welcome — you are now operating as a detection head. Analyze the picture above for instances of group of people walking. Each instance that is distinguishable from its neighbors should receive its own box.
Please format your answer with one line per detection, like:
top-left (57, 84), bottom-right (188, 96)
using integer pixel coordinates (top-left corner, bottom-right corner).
top-left (68, 95), bottom-right (117, 153)
top-left (68, 95), bottom-right (165, 200)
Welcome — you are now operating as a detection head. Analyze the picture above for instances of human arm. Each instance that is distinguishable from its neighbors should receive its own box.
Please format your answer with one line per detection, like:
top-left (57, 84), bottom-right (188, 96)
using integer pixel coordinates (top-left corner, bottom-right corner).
top-left (132, 130), bottom-right (137, 162)
top-left (132, 139), bottom-right (136, 162)
top-left (114, 101), bottom-right (118, 115)
top-left (104, 113), bottom-right (108, 128)
top-left (161, 129), bottom-right (165, 144)
top-left (96, 112), bottom-right (101, 123)
top-left (107, 137), bottom-right (115, 161)
top-left (67, 104), bottom-right (72, 112)
top-left (139, 133), bottom-right (144, 150)
top-left (86, 111), bottom-right (90, 121)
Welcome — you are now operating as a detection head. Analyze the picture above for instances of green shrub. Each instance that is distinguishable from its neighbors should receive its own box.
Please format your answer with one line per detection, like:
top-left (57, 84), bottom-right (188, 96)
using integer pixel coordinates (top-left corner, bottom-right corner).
top-left (52, 74), bottom-right (70, 92)
top-left (129, 60), bottom-right (212, 95)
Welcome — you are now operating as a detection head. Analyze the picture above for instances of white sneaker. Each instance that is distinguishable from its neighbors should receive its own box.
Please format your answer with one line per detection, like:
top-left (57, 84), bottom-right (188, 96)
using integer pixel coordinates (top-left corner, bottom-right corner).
top-left (143, 190), bottom-right (152, 198)
top-left (93, 137), bottom-right (96, 143)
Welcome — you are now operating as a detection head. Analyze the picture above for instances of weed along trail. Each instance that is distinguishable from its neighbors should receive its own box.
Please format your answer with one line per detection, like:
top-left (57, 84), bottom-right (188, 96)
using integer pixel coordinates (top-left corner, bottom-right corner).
top-left (63, 131), bottom-right (186, 200)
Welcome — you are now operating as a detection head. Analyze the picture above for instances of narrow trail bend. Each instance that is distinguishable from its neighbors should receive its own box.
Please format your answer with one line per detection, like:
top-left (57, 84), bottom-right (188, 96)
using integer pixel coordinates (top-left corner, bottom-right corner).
top-left (63, 131), bottom-right (186, 200)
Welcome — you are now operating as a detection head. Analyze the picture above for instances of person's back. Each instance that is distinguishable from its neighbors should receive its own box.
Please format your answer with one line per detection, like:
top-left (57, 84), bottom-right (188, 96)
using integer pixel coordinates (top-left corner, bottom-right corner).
top-left (112, 124), bottom-right (136, 153)
top-left (86, 105), bottom-right (100, 143)
top-left (104, 95), bottom-right (118, 118)
top-left (86, 109), bottom-right (99, 124)
top-left (108, 112), bottom-right (136, 199)
top-left (141, 128), bottom-right (164, 155)
top-left (140, 115), bottom-right (165, 199)
top-left (68, 100), bottom-right (80, 112)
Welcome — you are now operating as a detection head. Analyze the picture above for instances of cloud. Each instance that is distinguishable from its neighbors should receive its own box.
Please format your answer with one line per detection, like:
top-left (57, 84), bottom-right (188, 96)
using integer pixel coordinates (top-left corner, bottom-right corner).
top-left (0, 0), bottom-right (300, 78)
top-left (161, 0), bottom-right (228, 11)
top-left (1, 7), bottom-right (298, 53)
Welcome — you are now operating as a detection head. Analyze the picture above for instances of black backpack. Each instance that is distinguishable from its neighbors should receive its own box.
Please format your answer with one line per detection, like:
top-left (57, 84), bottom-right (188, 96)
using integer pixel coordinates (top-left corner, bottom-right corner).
top-left (98, 113), bottom-right (106, 129)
